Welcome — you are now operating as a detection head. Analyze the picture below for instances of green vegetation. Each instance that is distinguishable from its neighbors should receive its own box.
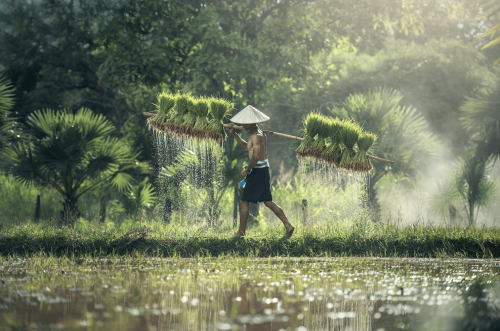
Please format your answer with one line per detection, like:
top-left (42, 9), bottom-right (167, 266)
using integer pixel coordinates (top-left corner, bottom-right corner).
top-left (1, 221), bottom-right (499, 258)
top-left (295, 112), bottom-right (374, 172)
top-left (4, 108), bottom-right (150, 224)
top-left (0, 0), bottom-right (499, 230)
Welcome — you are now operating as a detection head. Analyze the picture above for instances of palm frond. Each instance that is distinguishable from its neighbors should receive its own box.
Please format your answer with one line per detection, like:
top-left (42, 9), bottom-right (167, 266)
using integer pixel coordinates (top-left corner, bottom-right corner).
top-left (0, 75), bottom-right (15, 114)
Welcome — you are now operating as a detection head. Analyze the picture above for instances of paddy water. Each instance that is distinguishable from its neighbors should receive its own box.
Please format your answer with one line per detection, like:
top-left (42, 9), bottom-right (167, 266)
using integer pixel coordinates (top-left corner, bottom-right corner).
top-left (1, 257), bottom-right (499, 331)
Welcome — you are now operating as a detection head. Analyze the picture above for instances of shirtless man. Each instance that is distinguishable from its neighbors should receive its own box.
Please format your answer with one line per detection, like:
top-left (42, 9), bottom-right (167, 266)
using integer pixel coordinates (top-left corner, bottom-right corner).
top-left (227, 106), bottom-right (294, 237)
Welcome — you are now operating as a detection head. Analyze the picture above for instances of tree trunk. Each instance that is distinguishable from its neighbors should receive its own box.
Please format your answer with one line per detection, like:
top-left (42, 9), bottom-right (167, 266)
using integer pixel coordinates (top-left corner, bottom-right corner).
top-left (99, 196), bottom-right (107, 223)
top-left (449, 205), bottom-right (457, 226)
top-left (34, 195), bottom-right (41, 223)
top-left (60, 197), bottom-right (80, 225)
top-left (469, 198), bottom-right (475, 227)
top-left (163, 198), bottom-right (173, 223)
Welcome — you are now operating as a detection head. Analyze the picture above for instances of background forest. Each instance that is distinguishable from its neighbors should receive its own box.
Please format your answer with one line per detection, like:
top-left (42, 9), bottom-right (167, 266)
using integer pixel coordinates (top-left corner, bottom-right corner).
top-left (0, 0), bottom-right (499, 228)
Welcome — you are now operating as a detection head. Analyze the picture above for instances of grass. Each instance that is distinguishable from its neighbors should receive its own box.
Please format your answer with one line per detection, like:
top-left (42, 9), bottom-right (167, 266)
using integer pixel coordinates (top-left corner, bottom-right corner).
top-left (1, 219), bottom-right (499, 258)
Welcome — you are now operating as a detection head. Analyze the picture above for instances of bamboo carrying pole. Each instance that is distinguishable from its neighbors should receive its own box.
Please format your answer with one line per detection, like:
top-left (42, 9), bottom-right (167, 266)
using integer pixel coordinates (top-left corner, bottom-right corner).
top-left (143, 112), bottom-right (395, 164)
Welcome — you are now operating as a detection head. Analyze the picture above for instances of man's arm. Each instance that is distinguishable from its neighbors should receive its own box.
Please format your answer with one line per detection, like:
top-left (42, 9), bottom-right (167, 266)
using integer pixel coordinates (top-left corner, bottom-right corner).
top-left (227, 124), bottom-right (248, 150)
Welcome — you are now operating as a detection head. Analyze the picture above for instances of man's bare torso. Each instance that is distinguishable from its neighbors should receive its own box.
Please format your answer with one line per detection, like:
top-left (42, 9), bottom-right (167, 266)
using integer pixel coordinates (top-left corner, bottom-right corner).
top-left (247, 130), bottom-right (267, 161)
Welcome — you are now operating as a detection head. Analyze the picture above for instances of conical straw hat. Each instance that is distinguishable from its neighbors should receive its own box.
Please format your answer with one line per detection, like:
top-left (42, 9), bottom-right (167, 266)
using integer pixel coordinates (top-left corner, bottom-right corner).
top-left (229, 105), bottom-right (270, 124)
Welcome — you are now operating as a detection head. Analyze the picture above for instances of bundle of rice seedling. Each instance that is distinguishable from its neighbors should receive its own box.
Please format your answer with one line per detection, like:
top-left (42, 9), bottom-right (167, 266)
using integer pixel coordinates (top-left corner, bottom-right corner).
top-left (339, 120), bottom-right (362, 168)
top-left (351, 132), bottom-right (377, 172)
top-left (149, 92), bottom-right (176, 130)
top-left (311, 116), bottom-right (331, 151)
top-left (163, 93), bottom-right (192, 136)
top-left (171, 94), bottom-right (191, 125)
top-left (191, 97), bottom-right (211, 138)
top-left (182, 97), bottom-right (199, 134)
top-left (321, 118), bottom-right (343, 165)
top-left (296, 112), bottom-right (324, 159)
top-left (207, 97), bottom-right (233, 141)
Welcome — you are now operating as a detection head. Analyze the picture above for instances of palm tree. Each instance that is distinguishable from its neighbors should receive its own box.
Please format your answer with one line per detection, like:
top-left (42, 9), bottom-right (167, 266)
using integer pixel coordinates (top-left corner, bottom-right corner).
top-left (456, 80), bottom-right (500, 226)
top-left (158, 135), bottom-right (245, 226)
top-left (457, 149), bottom-right (496, 226)
top-left (329, 87), bottom-right (439, 210)
top-left (0, 75), bottom-right (22, 155)
top-left (473, 0), bottom-right (500, 66)
top-left (430, 177), bottom-right (459, 225)
top-left (5, 108), bottom-right (150, 224)
top-left (461, 83), bottom-right (500, 163)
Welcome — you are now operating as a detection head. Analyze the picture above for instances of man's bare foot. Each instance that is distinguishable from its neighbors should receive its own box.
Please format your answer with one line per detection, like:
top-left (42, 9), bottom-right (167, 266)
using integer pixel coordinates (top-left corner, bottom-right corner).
top-left (285, 225), bottom-right (294, 237)
top-left (234, 231), bottom-right (245, 237)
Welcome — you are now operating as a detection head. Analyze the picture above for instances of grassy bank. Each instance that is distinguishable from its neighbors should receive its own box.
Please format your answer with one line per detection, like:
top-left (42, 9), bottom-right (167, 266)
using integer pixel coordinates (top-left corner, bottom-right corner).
top-left (1, 219), bottom-right (500, 258)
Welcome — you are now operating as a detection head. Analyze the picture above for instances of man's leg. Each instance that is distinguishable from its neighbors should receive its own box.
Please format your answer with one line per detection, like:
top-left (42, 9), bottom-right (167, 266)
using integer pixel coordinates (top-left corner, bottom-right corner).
top-left (264, 201), bottom-right (294, 236)
top-left (235, 200), bottom-right (250, 236)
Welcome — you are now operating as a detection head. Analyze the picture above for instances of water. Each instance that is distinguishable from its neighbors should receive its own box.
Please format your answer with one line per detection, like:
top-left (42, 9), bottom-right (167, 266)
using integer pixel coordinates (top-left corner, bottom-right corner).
top-left (294, 157), bottom-right (372, 224)
top-left (297, 157), bottom-right (372, 193)
top-left (150, 128), bottom-right (226, 224)
top-left (1, 257), bottom-right (499, 330)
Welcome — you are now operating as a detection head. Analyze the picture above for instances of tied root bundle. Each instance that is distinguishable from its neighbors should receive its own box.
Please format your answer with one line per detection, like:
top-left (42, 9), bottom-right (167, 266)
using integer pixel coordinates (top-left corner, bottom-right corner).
top-left (148, 92), bottom-right (234, 142)
top-left (296, 112), bottom-right (377, 173)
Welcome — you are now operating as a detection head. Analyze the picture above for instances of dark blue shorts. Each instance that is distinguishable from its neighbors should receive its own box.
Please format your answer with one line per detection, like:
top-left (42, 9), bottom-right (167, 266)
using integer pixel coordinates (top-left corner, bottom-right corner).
top-left (241, 167), bottom-right (273, 203)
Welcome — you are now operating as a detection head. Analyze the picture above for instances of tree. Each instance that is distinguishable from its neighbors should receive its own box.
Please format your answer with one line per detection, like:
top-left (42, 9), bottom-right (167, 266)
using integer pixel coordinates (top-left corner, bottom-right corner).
top-left (473, 0), bottom-right (500, 65)
top-left (159, 141), bottom-right (227, 225)
top-left (0, 75), bottom-right (21, 154)
top-left (431, 178), bottom-right (459, 225)
top-left (431, 79), bottom-right (500, 226)
top-left (92, 0), bottom-right (342, 104)
top-left (5, 108), bottom-right (149, 224)
top-left (456, 149), bottom-right (496, 226)
top-left (329, 87), bottom-right (438, 210)
top-left (0, 0), bottom-right (108, 118)
top-left (461, 81), bottom-right (500, 163)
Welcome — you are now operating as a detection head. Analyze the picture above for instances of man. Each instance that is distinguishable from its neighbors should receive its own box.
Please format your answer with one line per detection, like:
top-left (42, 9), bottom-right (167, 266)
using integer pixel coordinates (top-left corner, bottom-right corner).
top-left (227, 105), bottom-right (295, 237)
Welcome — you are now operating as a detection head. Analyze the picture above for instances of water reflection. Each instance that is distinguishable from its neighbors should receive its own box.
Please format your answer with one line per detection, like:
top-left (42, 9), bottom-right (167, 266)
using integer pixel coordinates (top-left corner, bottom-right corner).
top-left (0, 258), bottom-right (498, 331)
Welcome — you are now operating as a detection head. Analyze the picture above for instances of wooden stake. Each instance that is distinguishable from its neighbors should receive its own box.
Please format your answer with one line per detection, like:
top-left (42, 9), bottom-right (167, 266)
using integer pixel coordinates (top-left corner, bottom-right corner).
top-left (301, 199), bottom-right (308, 226)
top-left (143, 112), bottom-right (395, 164)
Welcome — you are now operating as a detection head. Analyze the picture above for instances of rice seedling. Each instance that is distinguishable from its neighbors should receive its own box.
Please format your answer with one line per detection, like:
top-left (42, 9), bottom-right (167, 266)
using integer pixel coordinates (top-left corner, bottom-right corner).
top-left (296, 112), bottom-right (324, 159)
top-left (207, 97), bottom-right (234, 141)
top-left (321, 118), bottom-right (343, 165)
top-left (311, 116), bottom-right (331, 150)
top-left (171, 93), bottom-right (191, 125)
top-left (192, 97), bottom-right (210, 130)
top-left (352, 132), bottom-right (377, 172)
top-left (149, 92), bottom-right (176, 131)
top-left (183, 96), bottom-right (198, 134)
top-left (339, 120), bottom-right (362, 168)
top-left (159, 93), bottom-right (191, 136)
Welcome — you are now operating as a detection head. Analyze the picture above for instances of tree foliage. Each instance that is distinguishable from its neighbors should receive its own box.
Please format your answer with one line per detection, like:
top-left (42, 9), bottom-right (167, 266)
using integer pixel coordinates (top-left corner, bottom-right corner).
top-left (0, 75), bottom-right (21, 154)
top-left (5, 108), bottom-right (150, 224)
top-left (474, 0), bottom-right (500, 65)
top-left (329, 87), bottom-right (438, 209)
